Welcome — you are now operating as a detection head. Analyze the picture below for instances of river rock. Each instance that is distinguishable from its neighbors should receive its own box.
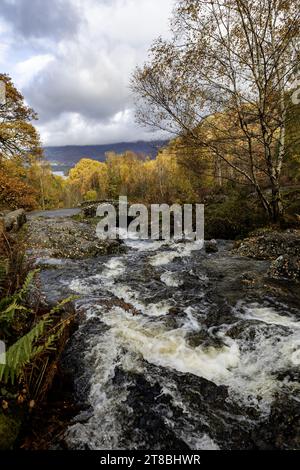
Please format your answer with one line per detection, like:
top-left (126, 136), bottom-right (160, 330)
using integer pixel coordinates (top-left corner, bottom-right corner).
top-left (237, 229), bottom-right (300, 282)
top-left (26, 216), bottom-right (125, 260)
top-left (0, 210), bottom-right (10, 217)
top-left (237, 229), bottom-right (300, 260)
top-left (269, 255), bottom-right (300, 281)
top-left (4, 209), bottom-right (26, 232)
top-left (253, 391), bottom-right (300, 450)
top-left (205, 239), bottom-right (219, 253)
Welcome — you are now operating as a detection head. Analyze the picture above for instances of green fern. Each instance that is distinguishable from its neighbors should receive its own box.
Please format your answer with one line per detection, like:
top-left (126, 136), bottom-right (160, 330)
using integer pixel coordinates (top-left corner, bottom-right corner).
top-left (0, 265), bottom-right (77, 385)
top-left (0, 269), bottom-right (37, 335)
top-left (0, 291), bottom-right (77, 385)
top-left (0, 300), bottom-right (27, 324)
top-left (15, 269), bottom-right (39, 302)
top-left (48, 295), bottom-right (77, 315)
top-left (0, 316), bottom-right (52, 384)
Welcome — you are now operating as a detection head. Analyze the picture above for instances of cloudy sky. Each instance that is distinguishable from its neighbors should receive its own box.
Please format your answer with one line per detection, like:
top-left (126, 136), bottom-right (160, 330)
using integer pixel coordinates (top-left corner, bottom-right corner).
top-left (0, 0), bottom-right (174, 146)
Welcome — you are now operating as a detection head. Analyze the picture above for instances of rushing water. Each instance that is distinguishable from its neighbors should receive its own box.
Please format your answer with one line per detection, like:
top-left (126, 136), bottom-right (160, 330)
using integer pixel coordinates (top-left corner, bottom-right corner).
top-left (39, 238), bottom-right (300, 450)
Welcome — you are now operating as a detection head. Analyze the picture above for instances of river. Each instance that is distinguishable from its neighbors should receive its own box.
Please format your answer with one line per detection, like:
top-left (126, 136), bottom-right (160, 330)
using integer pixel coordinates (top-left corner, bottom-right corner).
top-left (37, 235), bottom-right (300, 450)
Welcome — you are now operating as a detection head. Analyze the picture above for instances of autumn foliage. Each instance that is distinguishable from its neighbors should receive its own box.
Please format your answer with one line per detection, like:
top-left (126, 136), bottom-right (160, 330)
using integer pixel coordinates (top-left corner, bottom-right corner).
top-left (64, 149), bottom-right (199, 206)
top-left (0, 74), bottom-right (65, 211)
top-left (0, 169), bottom-right (38, 211)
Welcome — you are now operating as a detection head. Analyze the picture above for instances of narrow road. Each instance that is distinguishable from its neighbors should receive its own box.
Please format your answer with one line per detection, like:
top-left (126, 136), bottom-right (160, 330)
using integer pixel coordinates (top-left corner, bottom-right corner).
top-left (27, 208), bottom-right (81, 218)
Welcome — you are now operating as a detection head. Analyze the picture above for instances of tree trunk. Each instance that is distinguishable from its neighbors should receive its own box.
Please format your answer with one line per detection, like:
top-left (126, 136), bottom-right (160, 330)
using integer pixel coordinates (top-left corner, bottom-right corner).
top-left (255, 182), bottom-right (284, 224)
top-left (254, 184), bottom-right (273, 220)
top-left (215, 156), bottom-right (223, 187)
top-left (270, 184), bottom-right (284, 223)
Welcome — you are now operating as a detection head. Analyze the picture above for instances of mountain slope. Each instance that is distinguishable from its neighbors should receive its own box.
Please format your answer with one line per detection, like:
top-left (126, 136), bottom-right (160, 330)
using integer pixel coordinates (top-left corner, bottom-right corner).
top-left (44, 140), bottom-right (168, 164)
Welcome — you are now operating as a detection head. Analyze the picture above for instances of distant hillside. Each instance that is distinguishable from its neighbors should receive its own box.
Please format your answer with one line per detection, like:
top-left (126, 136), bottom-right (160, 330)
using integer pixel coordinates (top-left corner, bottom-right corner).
top-left (44, 140), bottom-right (168, 165)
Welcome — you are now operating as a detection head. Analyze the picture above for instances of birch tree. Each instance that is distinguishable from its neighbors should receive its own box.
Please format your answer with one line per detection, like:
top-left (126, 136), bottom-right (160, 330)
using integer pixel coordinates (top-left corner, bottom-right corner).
top-left (132, 0), bottom-right (300, 222)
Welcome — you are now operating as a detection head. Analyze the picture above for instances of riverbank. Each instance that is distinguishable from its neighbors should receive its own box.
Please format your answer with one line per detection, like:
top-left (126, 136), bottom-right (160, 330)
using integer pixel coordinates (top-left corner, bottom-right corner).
top-left (26, 216), bottom-right (125, 260)
top-left (0, 219), bottom-right (77, 450)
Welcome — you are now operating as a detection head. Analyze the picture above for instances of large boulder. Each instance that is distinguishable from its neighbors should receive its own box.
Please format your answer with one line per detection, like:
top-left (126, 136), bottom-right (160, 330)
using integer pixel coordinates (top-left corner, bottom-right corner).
top-left (237, 229), bottom-right (300, 282)
top-left (26, 216), bottom-right (125, 260)
top-left (253, 388), bottom-right (300, 450)
top-left (0, 210), bottom-right (10, 217)
top-left (4, 209), bottom-right (27, 232)
top-left (237, 229), bottom-right (300, 260)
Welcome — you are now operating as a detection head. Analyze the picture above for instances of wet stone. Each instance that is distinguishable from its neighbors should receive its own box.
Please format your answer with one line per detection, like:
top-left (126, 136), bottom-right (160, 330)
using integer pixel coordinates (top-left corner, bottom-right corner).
top-left (205, 239), bottom-right (219, 253)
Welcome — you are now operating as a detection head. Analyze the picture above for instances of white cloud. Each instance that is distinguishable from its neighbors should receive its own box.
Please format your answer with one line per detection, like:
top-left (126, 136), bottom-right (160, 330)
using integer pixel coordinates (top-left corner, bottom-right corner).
top-left (15, 54), bottom-right (54, 88)
top-left (0, 0), bottom-right (174, 145)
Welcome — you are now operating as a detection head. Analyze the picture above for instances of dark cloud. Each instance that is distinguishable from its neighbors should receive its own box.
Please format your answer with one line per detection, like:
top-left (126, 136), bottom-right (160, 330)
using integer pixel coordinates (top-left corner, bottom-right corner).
top-left (0, 0), bottom-right (79, 39)
top-left (0, 0), bottom-right (173, 145)
top-left (23, 44), bottom-right (133, 124)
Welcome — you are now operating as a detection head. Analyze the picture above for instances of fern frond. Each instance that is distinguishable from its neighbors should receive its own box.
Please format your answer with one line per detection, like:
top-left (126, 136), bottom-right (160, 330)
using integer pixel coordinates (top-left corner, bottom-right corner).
top-left (0, 295), bottom-right (14, 312)
top-left (16, 269), bottom-right (39, 301)
top-left (0, 316), bottom-right (52, 384)
top-left (0, 274), bottom-right (76, 385)
top-left (48, 295), bottom-right (78, 315)
top-left (0, 301), bottom-right (28, 324)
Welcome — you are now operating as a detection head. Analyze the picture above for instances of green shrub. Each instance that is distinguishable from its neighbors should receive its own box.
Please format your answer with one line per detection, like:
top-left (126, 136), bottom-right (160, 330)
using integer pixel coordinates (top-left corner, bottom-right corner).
top-left (204, 191), bottom-right (267, 239)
